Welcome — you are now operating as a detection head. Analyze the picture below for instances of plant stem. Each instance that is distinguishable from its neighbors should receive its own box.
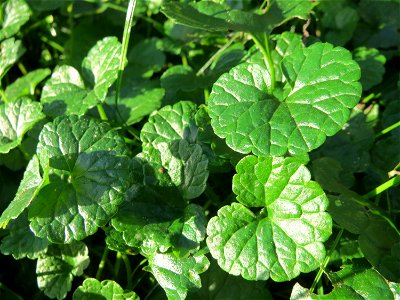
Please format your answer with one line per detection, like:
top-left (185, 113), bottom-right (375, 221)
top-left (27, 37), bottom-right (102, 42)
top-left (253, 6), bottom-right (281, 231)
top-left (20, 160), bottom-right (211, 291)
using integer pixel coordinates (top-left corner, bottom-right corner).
top-left (196, 33), bottom-right (240, 76)
top-left (95, 247), bottom-right (109, 280)
top-left (250, 33), bottom-right (276, 91)
top-left (97, 104), bottom-right (108, 121)
top-left (376, 120), bottom-right (400, 138)
top-left (363, 175), bottom-right (400, 200)
top-left (310, 228), bottom-right (344, 294)
top-left (0, 87), bottom-right (8, 103)
top-left (115, 0), bottom-right (136, 123)
top-left (114, 252), bottom-right (122, 278)
top-left (130, 258), bottom-right (147, 288)
top-left (121, 254), bottom-right (133, 290)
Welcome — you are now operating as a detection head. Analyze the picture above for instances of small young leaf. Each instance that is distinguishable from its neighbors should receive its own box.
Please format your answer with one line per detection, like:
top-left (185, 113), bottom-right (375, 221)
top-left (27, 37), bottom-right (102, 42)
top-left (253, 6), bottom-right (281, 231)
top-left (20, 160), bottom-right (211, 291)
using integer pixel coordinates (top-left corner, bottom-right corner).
top-left (0, 98), bottom-right (45, 154)
top-left (28, 115), bottom-right (131, 243)
top-left (0, 155), bottom-right (46, 228)
top-left (145, 251), bottom-right (209, 300)
top-left (207, 156), bottom-right (332, 282)
top-left (209, 41), bottom-right (361, 156)
top-left (0, 0), bottom-right (31, 41)
top-left (5, 68), bottom-right (51, 102)
top-left (36, 242), bottom-right (90, 300)
top-left (73, 278), bottom-right (139, 300)
top-left (0, 38), bottom-right (25, 79)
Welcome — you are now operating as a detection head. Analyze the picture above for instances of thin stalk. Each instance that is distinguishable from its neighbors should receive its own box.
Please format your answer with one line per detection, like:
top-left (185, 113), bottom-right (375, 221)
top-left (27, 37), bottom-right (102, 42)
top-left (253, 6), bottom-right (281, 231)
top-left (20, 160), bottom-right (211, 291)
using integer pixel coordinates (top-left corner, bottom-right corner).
top-left (310, 229), bottom-right (344, 294)
top-left (181, 53), bottom-right (188, 66)
top-left (376, 120), bottom-right (400, 138)
top-left (0, 87), bottom-right (8, 103)
top-left (97, 104), bottom-right (108, 121)
top-left (40, 36), bottom-right (64, 52)
top-left (114, 0), bottom-right (136, 124)
top-left (130, 258), bottom-right (147, 287)
top-left (196, 33), bottom-right (240, 76)
top-left (144, 283), bottom-right (159, 300)
top-left (95, 247), bottom-right (109, 280)
top-left (121, 254), bottom-right (133, 290)
top-left (17, 62), bottom-right (27, 75)
top-left (114, 252), bottom-right (122, 278)
top-left (250, 33), bottom-right (276, 91)
top-left (363, 175), bottom-right (400, 200)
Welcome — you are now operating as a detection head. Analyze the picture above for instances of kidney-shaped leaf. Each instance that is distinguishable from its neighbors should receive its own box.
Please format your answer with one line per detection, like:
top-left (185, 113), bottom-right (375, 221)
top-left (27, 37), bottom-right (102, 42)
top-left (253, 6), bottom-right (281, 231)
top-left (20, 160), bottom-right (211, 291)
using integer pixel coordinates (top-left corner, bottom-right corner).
top-left (208, 42), bottom-right (361, 156)
top-left (73, 278), bottom-right (139, 300)
top-left (0, 98), bottom-right (45, 154)
top-left (28, 115), bottom-right (131, 243)
top-left (207, 156), bottom-right (332, 282)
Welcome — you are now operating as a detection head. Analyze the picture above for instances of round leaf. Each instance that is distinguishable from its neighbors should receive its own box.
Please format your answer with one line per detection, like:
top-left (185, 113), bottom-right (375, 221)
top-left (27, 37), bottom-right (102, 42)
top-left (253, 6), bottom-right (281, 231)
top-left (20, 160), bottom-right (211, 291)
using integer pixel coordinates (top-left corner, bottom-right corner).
top-left (28, 115), bottom-right (131, 243)
top-left (207, 156), bottom-right (332, 282)
top-left (208, 42), bottom-right (361, 156)
top-left (73, 278), bottom-right (139, 300)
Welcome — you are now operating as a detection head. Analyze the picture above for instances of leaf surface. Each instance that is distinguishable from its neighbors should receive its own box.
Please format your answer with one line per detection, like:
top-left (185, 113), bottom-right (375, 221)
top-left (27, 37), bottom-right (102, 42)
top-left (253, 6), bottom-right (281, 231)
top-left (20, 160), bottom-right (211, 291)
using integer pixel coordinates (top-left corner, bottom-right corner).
top-left (354, 47), bottom-right (386, 90)
top-left (207, 156), bottom-right (332, 281)
top-left (209, 42), bottom-right (361, 156)
top-left (36, 242), bottom-right (90, 300)
top-left (145, 251), bottom-right (209, 300)
top-left (0, 0), bottom-right (31, 41)
top-left (28, 115), bottom-right (131, 243)
top-left (0, 98), bottom-right (45, 153)
top-left (0, 38), bottom-right (25, 79)
top-left (73, 278), bottom-right (139, 300)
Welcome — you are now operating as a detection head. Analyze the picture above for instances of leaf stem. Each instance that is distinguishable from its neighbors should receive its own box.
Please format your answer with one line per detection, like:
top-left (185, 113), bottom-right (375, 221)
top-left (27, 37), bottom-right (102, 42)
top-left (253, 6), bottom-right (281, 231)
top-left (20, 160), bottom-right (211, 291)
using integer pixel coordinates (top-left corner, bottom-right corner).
top-left (96, 104), bottom-right (108, 121)
top-left (121, 254), bottom-right (133, 290)
top-left (114, 251), bottom-right (122, 278)
top-left (196, 33), bottom-right (240, 76)
top-left (130, 258), bottom-right (147, 288)
top-left (250, 32), bottom-right (276, 91)
top-left (363, 175), bottom-right (400, 200)
top-left (115, 0), bottom-right (136, 123)
top-left (376, 120), bottom-right (400, 138)
top-left (0, 87), bottom-right (8, 103)
top-left (310, 228), bottom-right (344, 294)
top-left (95, 246), bottom-right (109, 280)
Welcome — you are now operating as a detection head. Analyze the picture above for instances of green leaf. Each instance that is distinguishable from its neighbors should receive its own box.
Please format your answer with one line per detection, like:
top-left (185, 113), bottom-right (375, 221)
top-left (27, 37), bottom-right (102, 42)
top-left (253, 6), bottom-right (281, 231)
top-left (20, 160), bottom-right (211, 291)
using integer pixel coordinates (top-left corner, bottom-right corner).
top-left (0, 215), bottom-right (49, 259)
top-left (158, 139), bottom-right (209, 199)
top-left (0, 0), bottom-right (31, 41)
top-left (354, 47), bottom-right (386, 90)
top-left (0, 38), bottom-right (25, 79)
top-left (291, 263), bottom-right (395, 299)
top-left (0, 98), bottom-right (45, 154)
top-left (188, 257), bottom-right (273, 300)
top-left (145, 251), bottom-right (209, 300)
top-left (40, 65), bottom-right (88, 117)
top-left (73, 278), bottom-right (139, 300)
top-left (36, 242), bottom-right (90, 300)
top-left (82, 36), bottom-right (122, 103)
top-left (208, 41), bottom-right (361, 156)
top-left (207, 156), bottom-right (332, 281)
top-left (5, 68), bottom-right (51, 102)
top-left (28, 115), bottom-right (131, 243)
top-left (0, 155), bottom-right (46, 228)
top-left (161, 0), bottom-right (312, 34)
top-left (372, 135), bottom-right (400, 172)
top-left (359, 218), bottom-right (400, 282)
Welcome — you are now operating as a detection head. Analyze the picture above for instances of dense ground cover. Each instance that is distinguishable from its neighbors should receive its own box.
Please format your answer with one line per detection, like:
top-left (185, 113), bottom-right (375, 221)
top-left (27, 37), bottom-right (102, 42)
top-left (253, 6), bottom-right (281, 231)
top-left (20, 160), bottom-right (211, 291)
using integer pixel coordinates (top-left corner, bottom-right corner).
top-left (0, 0), bottom-right (399, 299)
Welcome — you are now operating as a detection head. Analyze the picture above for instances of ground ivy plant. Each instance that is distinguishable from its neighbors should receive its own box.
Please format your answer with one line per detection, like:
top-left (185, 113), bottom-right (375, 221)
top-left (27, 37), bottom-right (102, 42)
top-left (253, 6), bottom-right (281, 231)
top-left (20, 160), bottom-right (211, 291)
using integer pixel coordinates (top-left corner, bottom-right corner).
top-left (0, 0), bottom-right (399, 299)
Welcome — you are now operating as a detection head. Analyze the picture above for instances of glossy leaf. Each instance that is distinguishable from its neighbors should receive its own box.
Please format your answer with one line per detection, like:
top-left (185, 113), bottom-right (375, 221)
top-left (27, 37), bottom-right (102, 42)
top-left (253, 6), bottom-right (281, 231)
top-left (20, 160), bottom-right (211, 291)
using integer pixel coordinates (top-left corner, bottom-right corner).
top-left (28, 115), bottom-right (131, 243)
top-left (81, 36), bottom-right (122, 103)
top-left (0, 38), bottom-right (25, 79)
top-left (0, 0), bottom-right (31, 41)
top-left (0, 215), bottom-right (49, 259)
top-left (0, 155), bottom-right (46, 228)
top-left (145, 251), bottom-right (209, 300)
top-left (0, 98), bottom-right (45, 154)
top-left (40, 65), bottom-right (88, 117)
top-left (207, 156), bottom-right (332, 281)
top-left (291, 263), bottom-right (394, 299)
top-left (209, 42), bottom-right (361, 156)
top-left (36, 242), bottom-right (90, 300)
top-left (73, 278), bottom-right (139, 300)
top-left (5, 68), bottom-right (51, 102)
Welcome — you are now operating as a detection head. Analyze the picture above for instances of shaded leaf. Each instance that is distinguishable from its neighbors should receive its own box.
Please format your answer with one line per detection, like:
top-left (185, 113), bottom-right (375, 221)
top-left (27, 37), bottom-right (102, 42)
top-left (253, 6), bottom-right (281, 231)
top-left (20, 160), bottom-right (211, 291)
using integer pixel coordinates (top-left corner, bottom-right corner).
top-left (36, 242), bottom-right (90, 300)
top-left (354, 47), bottom-right (386, 90)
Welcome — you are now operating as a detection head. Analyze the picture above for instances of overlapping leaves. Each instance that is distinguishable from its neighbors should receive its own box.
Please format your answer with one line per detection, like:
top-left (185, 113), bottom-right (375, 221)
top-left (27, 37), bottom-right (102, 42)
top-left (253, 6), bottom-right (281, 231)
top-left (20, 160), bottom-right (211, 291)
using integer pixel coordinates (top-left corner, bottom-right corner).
top-left (207, 156), bottom-right (332, 281)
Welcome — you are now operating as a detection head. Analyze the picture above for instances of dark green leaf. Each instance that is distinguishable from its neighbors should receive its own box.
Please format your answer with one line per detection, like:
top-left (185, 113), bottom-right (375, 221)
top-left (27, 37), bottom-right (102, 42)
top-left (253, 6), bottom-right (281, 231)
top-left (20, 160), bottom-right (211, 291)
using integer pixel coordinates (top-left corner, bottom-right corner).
top-left (36, 242), bottom-right (90, 300)
top-left (354, 47), bottom-right (386, 90)
top-left (0, 98), bottom-right (45, 154)
top-left (28, 115), bottom-right (131, 243)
